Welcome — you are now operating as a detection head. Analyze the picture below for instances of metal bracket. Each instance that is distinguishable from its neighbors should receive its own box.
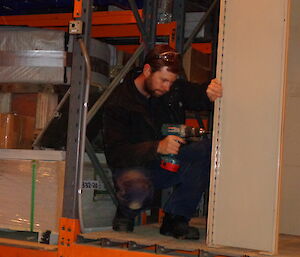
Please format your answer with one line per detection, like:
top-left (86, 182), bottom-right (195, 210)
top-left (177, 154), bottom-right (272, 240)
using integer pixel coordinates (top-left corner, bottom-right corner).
top-left (69, 20), bottom-right (83, 34)
top-left (73, 0), bottom-right (83, 18)
top-left (99, 238), bottom-right (126, 248)
top-left (127, 241), bottom-right (153, 251)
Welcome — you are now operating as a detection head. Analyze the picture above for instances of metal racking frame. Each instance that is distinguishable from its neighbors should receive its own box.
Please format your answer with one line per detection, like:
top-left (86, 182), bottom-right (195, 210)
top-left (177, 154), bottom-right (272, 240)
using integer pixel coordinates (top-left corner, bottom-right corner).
top-left (0, 1), bottom-right (223, 256)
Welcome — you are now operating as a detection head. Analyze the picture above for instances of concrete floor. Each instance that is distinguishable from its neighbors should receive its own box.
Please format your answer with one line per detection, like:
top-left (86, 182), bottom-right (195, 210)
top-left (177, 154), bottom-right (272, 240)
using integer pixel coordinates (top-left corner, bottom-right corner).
top-left (80, 157), bottom-right (300, 256)
top-left (81, 219), bottom-right (300, 257)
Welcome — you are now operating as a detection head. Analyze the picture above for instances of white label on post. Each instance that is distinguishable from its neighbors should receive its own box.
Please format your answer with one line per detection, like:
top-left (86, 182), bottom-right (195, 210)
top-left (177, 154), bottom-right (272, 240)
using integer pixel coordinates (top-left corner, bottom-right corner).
top-left (82, 180), bottom-right (105, 190)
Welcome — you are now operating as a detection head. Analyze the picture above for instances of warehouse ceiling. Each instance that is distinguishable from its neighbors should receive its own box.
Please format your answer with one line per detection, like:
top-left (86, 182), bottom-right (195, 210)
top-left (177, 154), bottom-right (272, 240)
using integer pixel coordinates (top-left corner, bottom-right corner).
top-left (0, 0), bottom-right (215, 15)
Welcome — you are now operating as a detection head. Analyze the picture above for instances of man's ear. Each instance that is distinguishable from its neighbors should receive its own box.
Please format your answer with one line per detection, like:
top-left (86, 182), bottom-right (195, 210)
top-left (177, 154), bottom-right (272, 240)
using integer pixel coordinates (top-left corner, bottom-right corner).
top-left (143, 64), bottom-right (152, 78)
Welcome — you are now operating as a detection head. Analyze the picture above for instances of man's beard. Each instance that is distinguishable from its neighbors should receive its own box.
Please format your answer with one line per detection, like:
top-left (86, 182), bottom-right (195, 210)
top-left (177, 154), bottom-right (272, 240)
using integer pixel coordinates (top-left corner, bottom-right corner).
top-left (144, 77), bottom-right (164, 97)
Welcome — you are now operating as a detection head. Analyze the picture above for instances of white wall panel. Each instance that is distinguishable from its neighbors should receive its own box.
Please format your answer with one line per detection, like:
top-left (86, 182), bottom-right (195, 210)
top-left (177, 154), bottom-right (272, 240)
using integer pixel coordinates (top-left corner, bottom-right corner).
top-left (207, 0), bottom-right (289, 253)
top-left (280, 0), bottom-right (300, 236)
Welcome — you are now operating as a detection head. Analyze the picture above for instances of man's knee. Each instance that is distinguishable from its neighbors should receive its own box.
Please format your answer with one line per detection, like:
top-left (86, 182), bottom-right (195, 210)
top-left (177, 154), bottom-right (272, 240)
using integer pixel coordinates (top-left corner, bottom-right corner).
top-left (114, 169), bottom-right (153, 210)
top-left (178, 139), bottom-right (211, 163)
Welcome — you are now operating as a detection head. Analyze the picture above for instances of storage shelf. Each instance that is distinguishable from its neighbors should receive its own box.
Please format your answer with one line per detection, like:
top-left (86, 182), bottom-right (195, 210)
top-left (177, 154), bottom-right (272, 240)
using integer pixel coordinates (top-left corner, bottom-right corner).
top-left (0, 149), bottom-right (65, 161)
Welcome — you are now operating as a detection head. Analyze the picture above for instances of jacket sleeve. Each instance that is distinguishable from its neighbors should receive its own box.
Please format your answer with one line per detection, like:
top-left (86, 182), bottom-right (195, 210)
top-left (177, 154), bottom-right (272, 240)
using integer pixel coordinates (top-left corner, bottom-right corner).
top-left (103, 103), bottom-right (160, 169)
top-left (173, 79), bottom-right (212, 111)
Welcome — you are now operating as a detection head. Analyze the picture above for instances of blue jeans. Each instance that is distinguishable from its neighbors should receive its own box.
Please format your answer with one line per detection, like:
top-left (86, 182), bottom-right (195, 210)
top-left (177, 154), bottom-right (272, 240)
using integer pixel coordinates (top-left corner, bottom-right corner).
top-left (112, 138), bottom-right (211, 220)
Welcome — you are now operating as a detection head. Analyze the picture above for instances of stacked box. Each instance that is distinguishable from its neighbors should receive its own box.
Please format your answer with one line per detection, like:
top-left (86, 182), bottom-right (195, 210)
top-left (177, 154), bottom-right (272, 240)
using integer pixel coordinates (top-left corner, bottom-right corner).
top-left (0, 150), bottom-right (115, 233)
top-left (0, 154), bottom-right (65, 233)
top-left (183, 47), bottom-right (211, 84)
top-left (0, 26), bottom-right (111, 86)
top-left (0, 113), bottom-right (22, 148)
top-left (0, 113), bottom-right (35, 149)
top-left (0, 27), bottom-right (66, 84)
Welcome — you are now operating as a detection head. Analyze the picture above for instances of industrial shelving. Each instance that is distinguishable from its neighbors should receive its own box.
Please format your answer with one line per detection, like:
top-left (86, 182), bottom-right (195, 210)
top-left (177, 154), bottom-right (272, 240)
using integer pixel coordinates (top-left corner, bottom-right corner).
top-left (0, 1), bottom-right (221, 256)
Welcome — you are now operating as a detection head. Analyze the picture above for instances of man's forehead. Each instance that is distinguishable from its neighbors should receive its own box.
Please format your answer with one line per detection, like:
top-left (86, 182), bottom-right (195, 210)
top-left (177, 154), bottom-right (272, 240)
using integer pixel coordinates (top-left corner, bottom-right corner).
top-left (156, 66), bottom-right (178, 75)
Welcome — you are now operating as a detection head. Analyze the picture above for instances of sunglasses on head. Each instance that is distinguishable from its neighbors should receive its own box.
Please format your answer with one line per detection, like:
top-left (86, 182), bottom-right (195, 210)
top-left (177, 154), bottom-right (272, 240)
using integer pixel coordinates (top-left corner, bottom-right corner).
top-left (156, 51), bottom-right (180, 63)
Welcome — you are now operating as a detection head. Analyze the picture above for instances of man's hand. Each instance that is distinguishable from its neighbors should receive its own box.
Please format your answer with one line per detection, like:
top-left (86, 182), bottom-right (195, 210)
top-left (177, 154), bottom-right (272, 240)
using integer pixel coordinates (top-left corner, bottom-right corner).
top-left (157, 135), bottom-right (186, 155)
top-left (206, 78), bottom-right (223, 102)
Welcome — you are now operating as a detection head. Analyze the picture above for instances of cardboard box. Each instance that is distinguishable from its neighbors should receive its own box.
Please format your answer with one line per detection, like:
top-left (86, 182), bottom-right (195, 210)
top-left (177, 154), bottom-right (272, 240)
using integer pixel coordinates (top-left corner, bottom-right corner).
top-left (0, 151), bottom-right (115, 233)
top-left (0, 113), bottom-right (22, 149)
top-left (20, 115), bottom-right (35, 149)
top-left (0, 157), bottom-right (65, 233)
top-left (0, 113), bottom-right (35, 149)
top-left (0, 93), bottom-right (11, 113)
top-left (35, 92), bottom-right (58, 130)
top-left (11, 93), bottom-right (37, 117)
top-left (183, 47), bottom-right (212, 84)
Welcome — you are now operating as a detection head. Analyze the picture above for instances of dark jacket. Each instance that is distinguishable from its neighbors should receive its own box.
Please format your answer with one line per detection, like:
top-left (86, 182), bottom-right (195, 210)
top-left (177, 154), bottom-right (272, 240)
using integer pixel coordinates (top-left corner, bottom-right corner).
top-left (103, 69), bottom-right (212, 169)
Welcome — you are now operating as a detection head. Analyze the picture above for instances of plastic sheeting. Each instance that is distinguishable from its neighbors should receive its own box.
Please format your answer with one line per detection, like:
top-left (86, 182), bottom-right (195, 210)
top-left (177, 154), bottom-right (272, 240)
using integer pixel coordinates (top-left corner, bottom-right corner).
top-left (0, 26), bottom-right (110, 85)
top-left (0, 27), bottom-right (65, 51)
top-left (0, 0), bottom-right (144, 15)
top-left (0, 27), bottom-right (65, 84)
top-left (0, 151), bottom-right (115, 233)
top-left (0, 158), bottom-right (65, 233)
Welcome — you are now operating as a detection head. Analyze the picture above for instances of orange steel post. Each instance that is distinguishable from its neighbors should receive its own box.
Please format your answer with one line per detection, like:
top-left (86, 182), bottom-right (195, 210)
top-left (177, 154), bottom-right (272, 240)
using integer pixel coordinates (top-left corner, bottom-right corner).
top-left (141, 212), bottom-right (148, 225)
top-left (0, 10), bottom-right (141, 27)
top-left (0, 11), bottom-right (175, 41)
top-left (0, 11), bottom-right (178, 49)
top-left (73, 0), bottom-right (83, 18)
top-left (57, 217), bottom-right (80, 257)
top-left (115, 44), bottom-right (140, 54)
top-left (156, 22), bottom-right (177, 49)
top-left (0, 13), bottom-right (72, 27)
top-left (192, 43), bottom-right (212, 54)
top-left (68, 244), bottom-right (232, 257)
top-left (92, 10), bottom-right (142, 24)
top-left (0, 245), bottom-right (56, 257)
top-left (0, 239), bottom-right (231, 257)
top-left (69, 244), bottom-right (173, 257)
top-left (158, 208), bottom-right (165, 224)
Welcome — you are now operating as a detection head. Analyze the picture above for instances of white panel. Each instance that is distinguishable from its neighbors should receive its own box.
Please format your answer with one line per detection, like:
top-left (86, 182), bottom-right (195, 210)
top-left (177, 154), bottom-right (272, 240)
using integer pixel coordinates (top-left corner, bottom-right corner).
top-left (207, 0), bottom-right (289, 253)
top-left (280, 0), bottom-right (300, 236)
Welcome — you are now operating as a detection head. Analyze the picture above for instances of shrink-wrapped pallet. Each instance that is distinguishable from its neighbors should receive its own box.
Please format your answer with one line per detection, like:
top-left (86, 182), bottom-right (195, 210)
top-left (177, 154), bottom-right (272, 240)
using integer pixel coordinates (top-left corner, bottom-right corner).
top-left (0, 113), bottom-right (35, 149)
top-left (35, 91), bottom-right (58, 130)
top-left (0, 93), bottom-right (11, 113)
top-left (0, 150), bottom-right (115, 233)
top-left (0, 113), bottom-right (22, 149)
top-left (0, 26), bottom-right (110, 86)
top-left (0, 153), bottom-right (65, 233)
top-left (0, 27), bottom-right (66, 84)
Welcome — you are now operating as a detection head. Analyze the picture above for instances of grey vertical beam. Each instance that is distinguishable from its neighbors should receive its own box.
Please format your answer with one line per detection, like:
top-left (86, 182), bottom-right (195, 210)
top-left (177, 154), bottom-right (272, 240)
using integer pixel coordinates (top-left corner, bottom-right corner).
top-left (128, 0), bottom-right (147, 43)
top-left (85, 138), bottom-right (118, 206)
top-left (87, 44), bottom-right (144, 123)
top-left (143, 0), bottom-right (159, 54)
top-left (62, 0), bottom-right (92, 219)
top-left (173, 0), bottom-right (185, 54)
top-left (183, 0), bottom-right (218, 54)
top-left (208, 1), bottom-right (220, 132)
top-left (211, 0), bottom-right (220, 78)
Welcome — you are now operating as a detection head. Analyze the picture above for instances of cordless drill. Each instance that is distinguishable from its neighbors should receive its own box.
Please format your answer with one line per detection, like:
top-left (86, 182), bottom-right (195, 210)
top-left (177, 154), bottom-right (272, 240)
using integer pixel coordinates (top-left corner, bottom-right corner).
top-left (160, 124), bottom-right (207, 172)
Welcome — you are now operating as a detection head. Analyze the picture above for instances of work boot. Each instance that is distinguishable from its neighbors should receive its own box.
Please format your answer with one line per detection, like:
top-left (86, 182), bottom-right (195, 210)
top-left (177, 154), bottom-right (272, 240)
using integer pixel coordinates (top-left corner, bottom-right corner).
top-left (112, 208), bottom-right (135, 232)
top-left (160, 213), bottom-right (199, 240)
